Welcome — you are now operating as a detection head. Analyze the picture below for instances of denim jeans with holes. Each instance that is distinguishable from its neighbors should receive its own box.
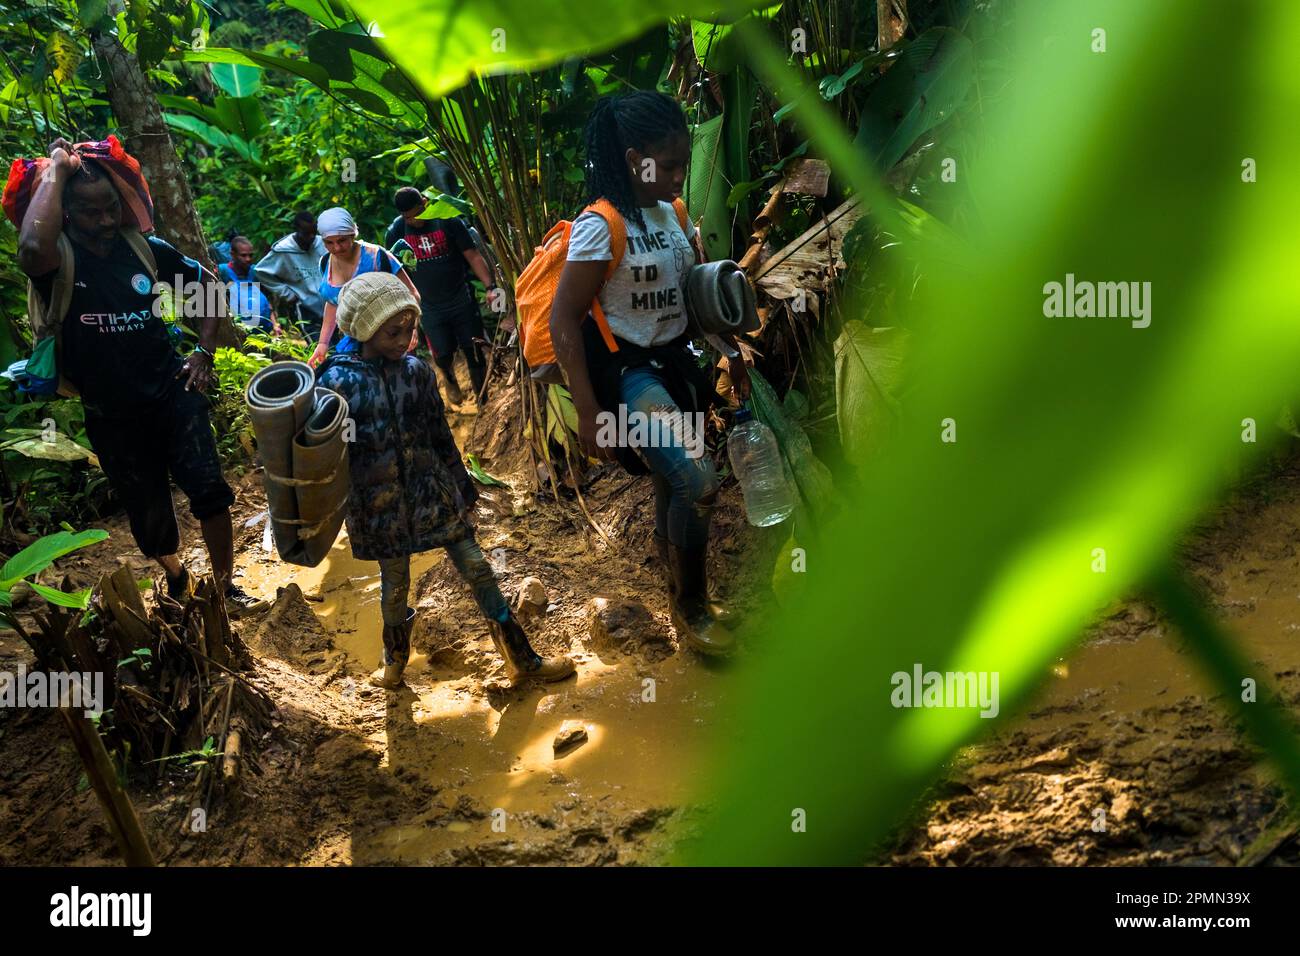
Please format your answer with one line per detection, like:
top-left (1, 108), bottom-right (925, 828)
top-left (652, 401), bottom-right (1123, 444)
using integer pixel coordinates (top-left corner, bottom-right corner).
top-left (619, 365), bottom-right (718, 550)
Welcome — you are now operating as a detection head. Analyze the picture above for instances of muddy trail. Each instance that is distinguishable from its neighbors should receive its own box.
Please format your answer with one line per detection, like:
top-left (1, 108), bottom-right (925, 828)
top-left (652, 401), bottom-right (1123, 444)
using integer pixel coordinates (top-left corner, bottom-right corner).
top-left (4, 388), bottom-right (1300, 865)
top-left (0, 387), bottom-right (770, 866)
top-left (890, 460), bottom-right (1300, 867)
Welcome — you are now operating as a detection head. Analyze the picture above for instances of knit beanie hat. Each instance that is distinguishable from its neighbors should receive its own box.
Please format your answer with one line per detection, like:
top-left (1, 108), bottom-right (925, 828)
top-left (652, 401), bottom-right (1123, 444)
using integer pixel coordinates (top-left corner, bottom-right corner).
top-left (336, 272), bottom-right (418, 343)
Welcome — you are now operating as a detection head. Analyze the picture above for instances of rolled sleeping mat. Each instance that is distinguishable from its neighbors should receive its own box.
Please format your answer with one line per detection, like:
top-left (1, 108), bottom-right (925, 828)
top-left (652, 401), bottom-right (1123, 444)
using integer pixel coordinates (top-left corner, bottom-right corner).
top-left (245, 362), bottom-right (349, 567)
top-left (246, 362), bottom-right (314, 557)
top-left (289, 388), bottom-right (351, 567)
top-left (685, 260), bottom-right (761, 336)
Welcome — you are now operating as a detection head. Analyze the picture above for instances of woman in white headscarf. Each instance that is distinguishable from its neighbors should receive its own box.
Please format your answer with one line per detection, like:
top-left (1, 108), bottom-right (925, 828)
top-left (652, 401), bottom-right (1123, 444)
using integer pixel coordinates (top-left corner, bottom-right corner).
top-left (309, 206), bottom-right (421, 368)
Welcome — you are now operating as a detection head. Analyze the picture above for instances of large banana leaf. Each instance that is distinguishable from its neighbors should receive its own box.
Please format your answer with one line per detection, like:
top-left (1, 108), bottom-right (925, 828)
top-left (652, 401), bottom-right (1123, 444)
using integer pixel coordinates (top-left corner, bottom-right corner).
top-left (304, 28), bottom-right (427, 123)
top-left (692, 6), bottom-right (783, 74)
top-left (214, 95), bottom-right (267, 141)
top-left (684, 115), bottom-right (731, 260)
top-left (346, 0), bottom-right (750, 99)
top-left (720, 66), bottom-right (756, 228)
top-left (833, 322), bottom-right (907, 464)
top-left (681, 67), bottom-right (755, 259)
top-left (155, 94), bottom-right (224, 128)
top-left (854, 26), bottom-right (975, 172)
top-left (692, 19), bottom-right (742, 73)
top-left (209, 62), bottom-right (262, 97)
top-left (179, 48), bottom-right (330, 91)
top-left (163, 113), bottom-right (262, 165)
top-left (284, 0), bottom-right (352, 30)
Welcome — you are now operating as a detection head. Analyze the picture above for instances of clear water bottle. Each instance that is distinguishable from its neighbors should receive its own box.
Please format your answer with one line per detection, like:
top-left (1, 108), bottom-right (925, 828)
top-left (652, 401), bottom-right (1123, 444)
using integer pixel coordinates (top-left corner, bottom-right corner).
top-left (727, 405), bottom-right (795, 527)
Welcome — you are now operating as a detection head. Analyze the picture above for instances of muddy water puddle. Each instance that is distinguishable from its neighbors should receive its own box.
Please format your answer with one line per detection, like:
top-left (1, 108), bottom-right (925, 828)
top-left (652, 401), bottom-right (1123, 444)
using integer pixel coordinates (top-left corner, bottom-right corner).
top-left (894, 509), bottom-right (1300, 868)
top-left (905, 504), bottom-right (1300, 864)
top-left (360, 658), bottom-right (724, 863)
top-left (235, 516), bottom-right (729, 864)
top-left (237, 525), bottom-right (441, 667)
top-left (1029, 554), bottom-right (1300, 725)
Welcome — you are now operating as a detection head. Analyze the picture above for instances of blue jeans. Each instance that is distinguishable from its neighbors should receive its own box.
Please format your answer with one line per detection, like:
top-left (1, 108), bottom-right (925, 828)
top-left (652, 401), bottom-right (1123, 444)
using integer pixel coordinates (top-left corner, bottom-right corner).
top-left (619, 365), bottom-right (718, 550)
top-left (377, 537), bottom-right (509, 663)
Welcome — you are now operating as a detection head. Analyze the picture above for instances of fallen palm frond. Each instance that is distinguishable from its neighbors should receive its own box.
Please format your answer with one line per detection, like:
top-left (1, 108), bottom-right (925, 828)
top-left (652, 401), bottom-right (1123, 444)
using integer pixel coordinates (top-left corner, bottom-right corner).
top-left (23, 567), bottom-right (274, 854)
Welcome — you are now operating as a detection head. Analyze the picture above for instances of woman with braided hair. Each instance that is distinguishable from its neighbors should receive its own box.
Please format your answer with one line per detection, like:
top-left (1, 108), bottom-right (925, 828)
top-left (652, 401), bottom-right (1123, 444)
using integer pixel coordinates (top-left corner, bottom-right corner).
top-left (549, 91), bottom-right (750, 657)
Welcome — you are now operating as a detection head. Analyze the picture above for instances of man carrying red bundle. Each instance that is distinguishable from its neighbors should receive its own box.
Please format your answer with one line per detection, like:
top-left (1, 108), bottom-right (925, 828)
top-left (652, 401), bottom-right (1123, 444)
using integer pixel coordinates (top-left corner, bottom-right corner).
top-left (9, 137), bottom-right (263, 615)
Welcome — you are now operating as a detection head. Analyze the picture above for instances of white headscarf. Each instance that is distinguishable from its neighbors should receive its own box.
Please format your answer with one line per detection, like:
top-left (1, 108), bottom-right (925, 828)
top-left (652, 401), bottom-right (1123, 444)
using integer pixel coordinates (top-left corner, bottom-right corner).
top-left (317, 206), bottom-right (357, 238)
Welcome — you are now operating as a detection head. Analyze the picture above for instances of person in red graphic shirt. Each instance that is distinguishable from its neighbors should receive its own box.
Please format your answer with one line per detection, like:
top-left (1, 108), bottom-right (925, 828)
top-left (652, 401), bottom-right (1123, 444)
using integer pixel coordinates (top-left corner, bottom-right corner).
top-left (385, 187), bottom-right (502, 406)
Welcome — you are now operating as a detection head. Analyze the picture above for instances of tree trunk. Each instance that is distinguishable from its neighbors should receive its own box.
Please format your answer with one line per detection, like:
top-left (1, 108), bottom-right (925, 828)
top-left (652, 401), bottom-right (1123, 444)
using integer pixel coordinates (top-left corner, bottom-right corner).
top-left (91, 32), bottom-right (209, 265)
top-left (877, 0), bottom-right (908, 53)
top-left (91, 31), bottom-right (238, 347)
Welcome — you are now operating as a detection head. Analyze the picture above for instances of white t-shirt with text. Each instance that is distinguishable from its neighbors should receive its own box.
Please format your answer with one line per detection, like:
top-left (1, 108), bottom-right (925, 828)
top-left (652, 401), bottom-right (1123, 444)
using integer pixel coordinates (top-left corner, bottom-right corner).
top-left (566, 201), bottom-right (698, 348)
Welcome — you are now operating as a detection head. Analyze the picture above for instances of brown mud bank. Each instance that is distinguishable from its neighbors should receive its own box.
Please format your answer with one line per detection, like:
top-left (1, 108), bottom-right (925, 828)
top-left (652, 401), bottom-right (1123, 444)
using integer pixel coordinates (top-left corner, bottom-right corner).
top-left (891, 461), bottom-right (1300, 866)
top-left (0, 394), bottom-right (777, 866)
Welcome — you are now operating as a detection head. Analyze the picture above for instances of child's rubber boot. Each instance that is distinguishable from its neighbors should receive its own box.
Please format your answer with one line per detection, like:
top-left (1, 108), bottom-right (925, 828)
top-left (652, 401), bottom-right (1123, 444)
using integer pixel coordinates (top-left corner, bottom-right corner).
top-left (656, 533), bottom-right (733, 624)
top-left (488, 611), bottom-right (575, 684)
top-left (668, 543), bottom-right (735, 657)
top-left (372, 607), bottom-right (415, 688)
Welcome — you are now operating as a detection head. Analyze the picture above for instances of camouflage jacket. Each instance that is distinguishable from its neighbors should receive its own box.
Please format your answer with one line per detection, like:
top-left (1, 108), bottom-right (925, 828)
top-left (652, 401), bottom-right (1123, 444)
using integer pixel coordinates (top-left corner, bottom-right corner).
top-left (317, 352), bottom-right (478, 560)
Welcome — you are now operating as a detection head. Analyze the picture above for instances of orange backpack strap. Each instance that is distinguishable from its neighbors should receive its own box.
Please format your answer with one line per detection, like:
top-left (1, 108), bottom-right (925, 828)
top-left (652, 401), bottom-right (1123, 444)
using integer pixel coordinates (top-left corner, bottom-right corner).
top-left (581, 199), bottom-right (627, 354)
top-left (671, 196), bottom-right (690, 233)
top-left (584, 199), bottom-right (627, 279)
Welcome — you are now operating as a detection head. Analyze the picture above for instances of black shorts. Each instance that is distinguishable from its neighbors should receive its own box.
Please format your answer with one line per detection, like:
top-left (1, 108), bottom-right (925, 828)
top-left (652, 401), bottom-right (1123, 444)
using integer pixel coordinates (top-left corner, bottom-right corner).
top-left (84, 384), bottom-right (235, 559)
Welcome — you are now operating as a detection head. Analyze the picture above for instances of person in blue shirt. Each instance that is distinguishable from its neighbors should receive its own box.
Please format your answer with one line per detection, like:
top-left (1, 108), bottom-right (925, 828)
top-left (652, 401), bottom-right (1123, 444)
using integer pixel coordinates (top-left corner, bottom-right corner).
top-left (209, 227), bottom-right (236, 268)
top-left (308, 207), bottom-right (420, 367)
top-left (216, 236), bottom-right (281, 336)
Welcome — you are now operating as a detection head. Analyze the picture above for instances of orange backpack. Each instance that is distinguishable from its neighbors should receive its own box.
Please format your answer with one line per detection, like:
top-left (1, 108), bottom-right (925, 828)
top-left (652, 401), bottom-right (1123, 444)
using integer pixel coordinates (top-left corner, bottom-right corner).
top-left (516, 197), bottom-right (690, 372)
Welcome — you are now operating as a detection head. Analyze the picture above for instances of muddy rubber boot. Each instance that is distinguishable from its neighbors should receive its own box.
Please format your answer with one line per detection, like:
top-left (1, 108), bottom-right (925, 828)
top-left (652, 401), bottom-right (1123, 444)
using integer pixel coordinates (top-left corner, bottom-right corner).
top-left (656, 533), bottom-right (733, 624)
top-left (436, 366), bottom-right (464, 406)
top-left (488, 611), bottom-right (575, 684)
top-left (372, 607), bottom-right (415, 689)
top-left (669, 543), bottom-right (735, 657)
